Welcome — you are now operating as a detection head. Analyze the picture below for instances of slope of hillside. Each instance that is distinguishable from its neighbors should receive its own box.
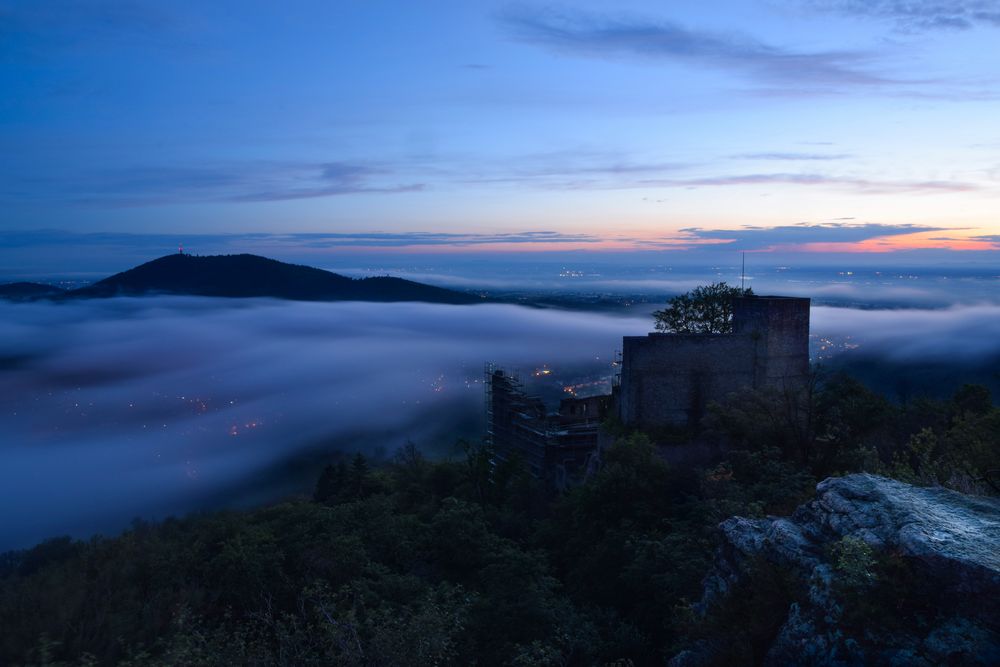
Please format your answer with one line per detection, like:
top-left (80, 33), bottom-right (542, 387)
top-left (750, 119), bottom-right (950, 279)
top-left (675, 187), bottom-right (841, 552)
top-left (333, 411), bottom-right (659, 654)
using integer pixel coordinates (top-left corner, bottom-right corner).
top-left (69, 254), bottom-right (481, 304)
top-left (0, 282), bottom-right (65, 300)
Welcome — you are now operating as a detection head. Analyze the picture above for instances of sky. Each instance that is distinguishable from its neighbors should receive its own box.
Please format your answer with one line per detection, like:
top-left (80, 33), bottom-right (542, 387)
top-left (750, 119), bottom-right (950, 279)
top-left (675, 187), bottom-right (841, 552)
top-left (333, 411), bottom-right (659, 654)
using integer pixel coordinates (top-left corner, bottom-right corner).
top-left (1, 0), bottom-right (999, 270)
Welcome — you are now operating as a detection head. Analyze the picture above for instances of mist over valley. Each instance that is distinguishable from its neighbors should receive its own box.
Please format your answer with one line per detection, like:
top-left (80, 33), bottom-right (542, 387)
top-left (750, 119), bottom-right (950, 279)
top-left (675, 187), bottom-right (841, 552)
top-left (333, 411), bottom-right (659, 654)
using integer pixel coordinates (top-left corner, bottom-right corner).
top-left (2, 292), bottom-right (998, 551)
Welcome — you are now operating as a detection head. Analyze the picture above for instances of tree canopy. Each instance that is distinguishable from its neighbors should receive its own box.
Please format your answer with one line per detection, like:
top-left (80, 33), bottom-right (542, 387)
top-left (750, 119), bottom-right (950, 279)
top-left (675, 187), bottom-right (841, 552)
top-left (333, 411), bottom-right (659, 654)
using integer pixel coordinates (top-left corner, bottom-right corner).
top-left (0, 380), bottom-right (996, 665)
top-left (653, 282), bottom-right (753, 334)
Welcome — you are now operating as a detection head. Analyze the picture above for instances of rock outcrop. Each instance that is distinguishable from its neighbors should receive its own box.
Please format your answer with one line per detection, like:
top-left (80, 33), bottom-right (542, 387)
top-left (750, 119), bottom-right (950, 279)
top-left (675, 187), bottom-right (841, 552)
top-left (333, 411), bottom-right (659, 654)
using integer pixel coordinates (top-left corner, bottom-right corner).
top-left (674, 474), bottom-right (1000, 666)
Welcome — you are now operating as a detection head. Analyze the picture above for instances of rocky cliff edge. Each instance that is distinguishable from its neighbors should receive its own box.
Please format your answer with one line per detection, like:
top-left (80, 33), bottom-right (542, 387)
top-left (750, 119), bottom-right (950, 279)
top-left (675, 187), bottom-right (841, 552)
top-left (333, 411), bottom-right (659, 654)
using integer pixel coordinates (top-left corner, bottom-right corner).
top-left (673, 474), bottom-right (1000, 666)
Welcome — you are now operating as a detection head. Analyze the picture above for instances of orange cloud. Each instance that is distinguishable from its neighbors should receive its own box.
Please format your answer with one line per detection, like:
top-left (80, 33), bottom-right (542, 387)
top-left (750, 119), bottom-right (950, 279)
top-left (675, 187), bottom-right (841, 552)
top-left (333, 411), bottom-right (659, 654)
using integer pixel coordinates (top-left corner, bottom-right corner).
top-left (779, 230), bottom-right (999, 253)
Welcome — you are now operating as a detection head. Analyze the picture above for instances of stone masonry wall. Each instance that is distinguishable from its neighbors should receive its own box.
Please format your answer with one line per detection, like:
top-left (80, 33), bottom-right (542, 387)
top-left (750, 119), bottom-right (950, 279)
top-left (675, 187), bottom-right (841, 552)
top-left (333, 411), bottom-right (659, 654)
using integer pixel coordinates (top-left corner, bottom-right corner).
top-left (618, 334), bottom-right (756, 430)
top-left (617, 296), bottom-right (810, 431)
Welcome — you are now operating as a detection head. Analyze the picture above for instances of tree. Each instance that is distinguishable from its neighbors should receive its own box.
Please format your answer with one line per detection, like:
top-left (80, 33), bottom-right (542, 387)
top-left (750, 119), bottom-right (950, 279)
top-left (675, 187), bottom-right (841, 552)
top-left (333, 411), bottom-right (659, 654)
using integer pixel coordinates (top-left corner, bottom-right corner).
top-left (652, 282), bottom-right (753, 334)
top-left (313, 460), bottom-right (347, 503)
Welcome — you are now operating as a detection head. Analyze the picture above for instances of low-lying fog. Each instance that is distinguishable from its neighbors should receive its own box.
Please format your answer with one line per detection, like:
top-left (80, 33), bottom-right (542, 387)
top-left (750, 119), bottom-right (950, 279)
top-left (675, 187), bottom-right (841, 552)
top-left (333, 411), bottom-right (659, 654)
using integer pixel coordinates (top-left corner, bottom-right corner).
top-left (2, 297), bottom-right (999, 551)
top-left (0, 298), bottom-right (646, 551)
top-left (332, 263), bottom-right (1000, 308)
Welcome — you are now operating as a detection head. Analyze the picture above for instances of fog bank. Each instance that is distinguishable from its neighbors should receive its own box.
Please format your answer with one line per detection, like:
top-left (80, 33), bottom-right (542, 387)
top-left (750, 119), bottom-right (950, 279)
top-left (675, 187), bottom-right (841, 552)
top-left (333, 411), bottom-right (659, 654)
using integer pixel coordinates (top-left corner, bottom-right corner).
top-left (0, 297), bottom-right (647, 550)
top-left (3, 298), bottom-right (999, 551)
top-left (812, 304), bottom-right (1000, 361)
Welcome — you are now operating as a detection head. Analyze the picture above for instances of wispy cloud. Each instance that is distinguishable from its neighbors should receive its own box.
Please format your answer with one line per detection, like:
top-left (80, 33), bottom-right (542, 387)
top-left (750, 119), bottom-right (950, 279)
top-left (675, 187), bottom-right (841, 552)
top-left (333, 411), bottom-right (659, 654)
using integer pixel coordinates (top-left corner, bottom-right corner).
top-left (273, 231), bottom-right (606, 248)
top-left (646, 173), bottom-right (980, 194)
top-left (678, 222), bottom-right (946, 249)
top-left (448, 149), bottom-right (972, 194)
top-left (457, 152), bottom-right (689, 189)
top-left (678, 223), bottom-right (998, 253)
top-left (803, 0), bottom-right (1000, 32)
top-left (2, 146), bottom-right (978, 204)
top-left (0, 162), bottom-right (424, 206)
top-left (0, 229), bottom-right (605, 251)
top-left (227, 163), bottom-right (424, 202)
top-left (731, 152), bottom-right (851, 161)
top-left (501, 5), bottom-right (891, 88)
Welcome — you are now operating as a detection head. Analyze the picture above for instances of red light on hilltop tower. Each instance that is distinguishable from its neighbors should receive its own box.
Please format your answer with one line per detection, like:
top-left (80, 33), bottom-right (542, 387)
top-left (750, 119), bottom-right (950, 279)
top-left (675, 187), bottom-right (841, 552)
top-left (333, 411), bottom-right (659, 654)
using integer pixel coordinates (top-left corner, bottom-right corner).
top-left (178, 243), bottom-right (184, 255)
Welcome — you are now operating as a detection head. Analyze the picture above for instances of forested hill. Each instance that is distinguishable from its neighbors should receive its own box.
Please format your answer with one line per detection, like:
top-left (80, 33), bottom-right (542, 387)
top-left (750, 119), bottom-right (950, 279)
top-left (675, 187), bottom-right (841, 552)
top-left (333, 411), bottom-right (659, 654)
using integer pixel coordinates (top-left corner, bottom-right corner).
top-left (64, 253), bottom-right (482, 304)
top-left (1, 378), bottom-right (997, 665)
top-left (0, 282), bottom-right (65, 300)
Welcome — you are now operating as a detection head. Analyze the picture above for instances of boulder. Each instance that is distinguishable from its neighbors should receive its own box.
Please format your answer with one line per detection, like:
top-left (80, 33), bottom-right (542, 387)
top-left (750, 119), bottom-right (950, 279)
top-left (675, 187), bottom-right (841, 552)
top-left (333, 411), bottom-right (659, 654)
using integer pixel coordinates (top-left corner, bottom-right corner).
top-left (676, 474), bottom-right (1000, 666)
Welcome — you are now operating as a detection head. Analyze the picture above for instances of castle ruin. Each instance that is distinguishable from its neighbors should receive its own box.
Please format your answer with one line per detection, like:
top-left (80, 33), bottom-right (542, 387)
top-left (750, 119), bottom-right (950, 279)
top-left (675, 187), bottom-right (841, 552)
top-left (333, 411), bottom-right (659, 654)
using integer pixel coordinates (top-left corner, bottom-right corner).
top-left (615, 295), bottom-right (810, 431)
top-left (486, 295), bottom-right (811, 484)
top-left (485, 367), bottom-right (607, 486)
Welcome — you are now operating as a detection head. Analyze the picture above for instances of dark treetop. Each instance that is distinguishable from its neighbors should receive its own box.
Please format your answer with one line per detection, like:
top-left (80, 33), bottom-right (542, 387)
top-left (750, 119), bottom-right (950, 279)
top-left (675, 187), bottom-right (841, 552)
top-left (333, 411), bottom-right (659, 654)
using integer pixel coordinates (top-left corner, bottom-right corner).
top-left (0, 282), bottom-right (66, 300)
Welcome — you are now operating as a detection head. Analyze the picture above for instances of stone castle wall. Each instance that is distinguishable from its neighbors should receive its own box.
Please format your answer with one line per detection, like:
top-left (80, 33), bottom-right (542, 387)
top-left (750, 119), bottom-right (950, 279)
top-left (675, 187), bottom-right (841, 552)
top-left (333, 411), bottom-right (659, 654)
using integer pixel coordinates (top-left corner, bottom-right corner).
top-left (617, 296), bottom-right (810, 431)
top-left (732, 295), bottom-right (810, 388)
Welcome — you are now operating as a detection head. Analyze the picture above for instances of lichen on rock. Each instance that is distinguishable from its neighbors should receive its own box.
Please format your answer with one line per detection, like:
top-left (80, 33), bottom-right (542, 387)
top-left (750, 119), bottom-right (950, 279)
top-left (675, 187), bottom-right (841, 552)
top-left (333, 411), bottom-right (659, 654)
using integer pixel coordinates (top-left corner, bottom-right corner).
top-left (673, 474), bottom-right (1000, 666)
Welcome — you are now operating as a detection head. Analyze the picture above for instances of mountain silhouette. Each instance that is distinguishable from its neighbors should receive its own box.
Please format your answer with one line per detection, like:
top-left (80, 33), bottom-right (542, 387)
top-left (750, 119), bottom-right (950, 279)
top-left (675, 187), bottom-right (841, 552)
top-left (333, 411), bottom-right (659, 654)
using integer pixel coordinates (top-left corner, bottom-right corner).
top-left (0, 282), bottom-right (66, 300)
top-left (50, 254), bottom-right (480, 304)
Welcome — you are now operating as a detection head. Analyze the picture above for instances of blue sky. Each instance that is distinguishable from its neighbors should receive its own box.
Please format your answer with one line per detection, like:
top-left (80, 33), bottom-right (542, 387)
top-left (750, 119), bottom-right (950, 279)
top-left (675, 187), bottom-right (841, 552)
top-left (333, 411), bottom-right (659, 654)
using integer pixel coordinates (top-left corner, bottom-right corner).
top-left (1, 0), bottom-right (999, 268)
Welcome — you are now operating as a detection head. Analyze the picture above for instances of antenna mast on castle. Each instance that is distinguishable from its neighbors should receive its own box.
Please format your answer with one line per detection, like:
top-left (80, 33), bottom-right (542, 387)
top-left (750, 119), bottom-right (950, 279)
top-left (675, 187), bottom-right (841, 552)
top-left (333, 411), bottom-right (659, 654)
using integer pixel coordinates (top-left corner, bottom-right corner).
top-left (741, 252), bottom-right (746, 291)
top-left (178, 242), bottom-right (184, 255)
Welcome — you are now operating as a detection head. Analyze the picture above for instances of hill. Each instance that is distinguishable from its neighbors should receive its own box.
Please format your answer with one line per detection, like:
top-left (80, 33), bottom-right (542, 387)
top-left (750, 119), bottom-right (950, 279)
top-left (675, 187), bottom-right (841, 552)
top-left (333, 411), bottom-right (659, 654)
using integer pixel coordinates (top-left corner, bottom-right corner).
top-left (67, 253), bottom-right (481, 304)
top-left (0, 282), bottom-right (65, 301)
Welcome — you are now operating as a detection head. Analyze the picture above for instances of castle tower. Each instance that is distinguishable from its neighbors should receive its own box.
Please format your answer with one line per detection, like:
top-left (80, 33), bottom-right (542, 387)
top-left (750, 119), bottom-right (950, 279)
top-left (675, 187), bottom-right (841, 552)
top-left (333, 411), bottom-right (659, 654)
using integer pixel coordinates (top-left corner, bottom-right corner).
top-left (731, 296), bottom-right (810, 391)
top-left (615, 295), bottom-right (811, 432)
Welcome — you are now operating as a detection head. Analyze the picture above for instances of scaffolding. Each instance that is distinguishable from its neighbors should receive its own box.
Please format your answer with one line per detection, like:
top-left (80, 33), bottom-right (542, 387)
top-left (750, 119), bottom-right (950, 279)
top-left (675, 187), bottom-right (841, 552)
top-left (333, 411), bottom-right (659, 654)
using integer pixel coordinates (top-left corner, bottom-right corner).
top-left (485, 362), bottom-right (523, 445)
top-left (485, 363), bottom-right (602, 483)
top-left (484, 362), bottom-right (494, 447)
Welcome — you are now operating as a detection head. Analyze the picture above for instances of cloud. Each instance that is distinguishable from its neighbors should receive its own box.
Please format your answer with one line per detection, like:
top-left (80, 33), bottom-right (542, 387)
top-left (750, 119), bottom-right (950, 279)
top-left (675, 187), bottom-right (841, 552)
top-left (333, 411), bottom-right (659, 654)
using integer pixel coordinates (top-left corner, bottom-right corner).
top-left (501, 5), bottom-right (890, 87)
top-left (0, 229), bottom-right (605, 253)
top-left (3, 146), bottom-right (976, 204)
top-left (474, 160), bottom-right (688, 180)
top-left (0, 148), bottom-right (683, 204)
top-left (803, 1), bottom-right (1000, 31)
top-left (731, 152), bottom-right (851, 161)
top-left (285, 230), bottom-right (605, 247)
top-left (0, 297), bottom-right (650, 550)
top-left (451, 148), bottom-right (690, 190)
top-left (454, 155), bottom-right (976, 193)
top-left (648, 173), bottom-right (980, 194)
top-left (227, 163), bottom-right (425, 202)
top-left (0, 161), bottom-right (424, 205)
top-left (678, 222), bottom-right (944, 249)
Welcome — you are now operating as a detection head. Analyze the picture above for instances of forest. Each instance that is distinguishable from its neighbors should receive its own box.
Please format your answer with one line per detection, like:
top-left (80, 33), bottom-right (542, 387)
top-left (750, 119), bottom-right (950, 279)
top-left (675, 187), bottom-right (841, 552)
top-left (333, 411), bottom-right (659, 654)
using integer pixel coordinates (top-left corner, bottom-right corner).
top-left (1, 374), bottom-right (998, 666)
